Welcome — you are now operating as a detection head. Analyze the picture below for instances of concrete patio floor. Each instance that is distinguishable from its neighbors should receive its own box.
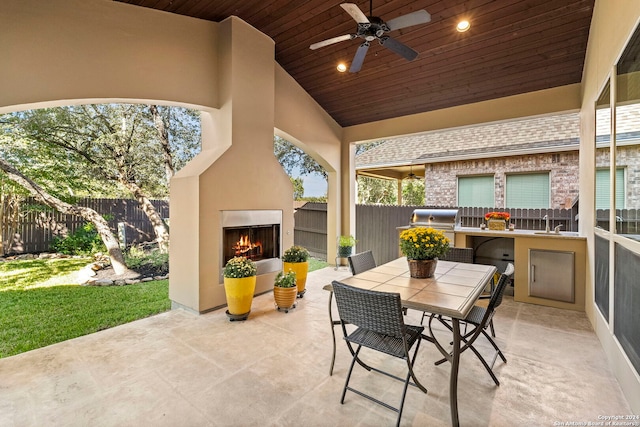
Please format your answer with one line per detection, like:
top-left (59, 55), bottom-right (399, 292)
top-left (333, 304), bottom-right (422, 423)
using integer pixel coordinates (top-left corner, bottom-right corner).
top-left (0, 267), bottom-right (632, 426)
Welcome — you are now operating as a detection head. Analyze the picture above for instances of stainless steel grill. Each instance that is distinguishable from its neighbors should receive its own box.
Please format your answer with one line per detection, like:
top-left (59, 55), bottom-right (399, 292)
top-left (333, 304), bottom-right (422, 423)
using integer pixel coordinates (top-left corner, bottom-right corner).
top-left (409, 209), bottom-right (460, 231)
top-left (408, 208), bottom-right (459, 243)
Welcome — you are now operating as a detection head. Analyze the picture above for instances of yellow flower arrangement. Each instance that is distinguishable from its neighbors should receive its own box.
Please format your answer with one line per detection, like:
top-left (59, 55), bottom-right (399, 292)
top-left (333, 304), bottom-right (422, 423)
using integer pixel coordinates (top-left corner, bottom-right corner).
top-left (399, 227), bottom-right (450, 260)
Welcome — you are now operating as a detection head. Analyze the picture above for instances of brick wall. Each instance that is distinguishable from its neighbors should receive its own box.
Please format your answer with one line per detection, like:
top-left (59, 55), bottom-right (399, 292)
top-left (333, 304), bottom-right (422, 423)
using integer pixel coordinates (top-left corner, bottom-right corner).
top-left (424, 151), bottom-right (580, 209)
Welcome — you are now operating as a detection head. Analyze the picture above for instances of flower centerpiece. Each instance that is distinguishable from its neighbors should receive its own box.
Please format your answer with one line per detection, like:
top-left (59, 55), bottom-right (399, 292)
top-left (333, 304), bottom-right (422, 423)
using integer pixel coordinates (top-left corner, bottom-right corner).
top-left (399, 227), bottom-right (450, 278)
top-left (484, 211), bottom-right (511, 230)
top-left (282, 245), bottom-right (310, 297)
top-left (222, 256), bottom-right (257, 320)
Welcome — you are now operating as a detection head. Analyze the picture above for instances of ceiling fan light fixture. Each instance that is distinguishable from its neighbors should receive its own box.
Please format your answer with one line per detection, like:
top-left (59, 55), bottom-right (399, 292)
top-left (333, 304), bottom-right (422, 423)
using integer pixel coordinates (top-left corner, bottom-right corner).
top-left (309, 3), bottom-right (431, 73)
top-left (456, 20), bottom-right (470, 32)
top-left (337, 63), bottom-right (347, 72)
top-left (406, 166), bottom-right (418, 181)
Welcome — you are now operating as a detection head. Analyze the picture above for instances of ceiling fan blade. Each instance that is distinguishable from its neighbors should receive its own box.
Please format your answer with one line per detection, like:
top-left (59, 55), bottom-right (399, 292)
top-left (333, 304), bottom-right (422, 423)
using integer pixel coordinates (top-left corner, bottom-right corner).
top-left (386, 10), bottom-right (431, 31)
top-left (340, 3), bottom-right (370, 24)
top-left (380, 36), bottom-right (418, 61)
top-left (310, 34), bottom-right (354, 50)
top-left (349, 42), bottom-right (370, 73)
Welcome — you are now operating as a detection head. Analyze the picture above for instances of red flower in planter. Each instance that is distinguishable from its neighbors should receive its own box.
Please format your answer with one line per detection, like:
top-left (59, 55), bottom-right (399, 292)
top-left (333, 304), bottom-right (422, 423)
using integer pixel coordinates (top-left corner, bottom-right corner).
top-left (484, 212), bottom-right (510, 221)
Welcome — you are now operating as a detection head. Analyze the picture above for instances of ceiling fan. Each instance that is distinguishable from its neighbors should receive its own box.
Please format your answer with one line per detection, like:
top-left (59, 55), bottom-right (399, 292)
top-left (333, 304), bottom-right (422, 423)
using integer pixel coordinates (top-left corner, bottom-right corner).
top-left (309, 1), bottom-right (431, 73)
top-left (406, 166), bottom-right (419, 180)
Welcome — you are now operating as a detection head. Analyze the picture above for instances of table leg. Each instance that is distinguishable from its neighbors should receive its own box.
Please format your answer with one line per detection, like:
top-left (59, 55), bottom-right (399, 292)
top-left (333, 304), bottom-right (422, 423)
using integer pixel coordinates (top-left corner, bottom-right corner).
top-left (328, 291), bottom-right (336, 376)
top-left (450, 318), bottom-right (461, 427)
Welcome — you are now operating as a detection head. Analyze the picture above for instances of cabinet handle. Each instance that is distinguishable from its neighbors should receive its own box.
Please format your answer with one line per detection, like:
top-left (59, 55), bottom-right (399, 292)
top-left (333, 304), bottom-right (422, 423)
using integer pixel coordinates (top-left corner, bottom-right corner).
top-left (531, 264), bottom-right (535, 282)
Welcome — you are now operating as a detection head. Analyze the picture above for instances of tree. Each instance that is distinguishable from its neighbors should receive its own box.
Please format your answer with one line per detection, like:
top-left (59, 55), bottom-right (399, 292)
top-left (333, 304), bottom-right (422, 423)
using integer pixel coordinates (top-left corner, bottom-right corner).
top-left (356, 176), bottom-right (397, 205)
top-left (0, 158), bottom-right (128, 274)
top-left (5, 104), bottom-right (200, 253)
top-left (274, 135), bottom-right (327, 201)
top-left (402, 179), bottom-right (426, 205)
top-left (290, 177), bottom-right (304, 200)
top-left (274, 136), bottom-right (327, 179)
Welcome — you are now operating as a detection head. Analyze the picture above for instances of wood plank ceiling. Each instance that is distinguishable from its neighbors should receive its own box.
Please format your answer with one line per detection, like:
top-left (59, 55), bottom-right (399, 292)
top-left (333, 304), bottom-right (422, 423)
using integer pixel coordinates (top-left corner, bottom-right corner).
top-left (114, 0), bottom-right (595, 127)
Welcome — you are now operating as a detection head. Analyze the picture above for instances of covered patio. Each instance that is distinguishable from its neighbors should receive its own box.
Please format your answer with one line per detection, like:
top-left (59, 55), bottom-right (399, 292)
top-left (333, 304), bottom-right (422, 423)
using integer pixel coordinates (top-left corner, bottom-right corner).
top-left (1, 0), bottom-right (640, 422)
top-left (0, 267), bottom-right (630, 426)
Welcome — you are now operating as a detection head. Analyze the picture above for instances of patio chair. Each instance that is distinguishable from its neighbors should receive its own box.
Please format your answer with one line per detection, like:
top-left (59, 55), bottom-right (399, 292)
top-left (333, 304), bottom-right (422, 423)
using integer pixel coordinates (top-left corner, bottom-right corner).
top-left (429, 263), bottom-right (514, 386)
top-left (440, 247), bottom-right (474, 263)
top-left (477, 262), bottom-right (514, 337)
top-left (347, 250), bottom-right (376, 275)
top-left (331, 281), bottom-right (428, 427)
top-left (328, 250), bottom-right (377, 376)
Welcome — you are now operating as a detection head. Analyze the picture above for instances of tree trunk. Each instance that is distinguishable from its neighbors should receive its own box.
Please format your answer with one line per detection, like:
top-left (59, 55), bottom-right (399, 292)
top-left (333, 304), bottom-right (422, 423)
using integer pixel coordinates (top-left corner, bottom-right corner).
top-left (123, 180), bottom-right (170, 253)
top-left (0, 158), bottom-right (129, 275)
top-left (149, 105), bottom-right (175, 185)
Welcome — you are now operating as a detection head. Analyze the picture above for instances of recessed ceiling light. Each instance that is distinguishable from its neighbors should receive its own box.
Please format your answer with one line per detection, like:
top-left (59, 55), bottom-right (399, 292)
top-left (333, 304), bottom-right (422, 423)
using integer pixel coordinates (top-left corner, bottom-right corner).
top-left (337, 63), bottom-right (347, 72)
top-left (456, 20), bottom-right (470, 32)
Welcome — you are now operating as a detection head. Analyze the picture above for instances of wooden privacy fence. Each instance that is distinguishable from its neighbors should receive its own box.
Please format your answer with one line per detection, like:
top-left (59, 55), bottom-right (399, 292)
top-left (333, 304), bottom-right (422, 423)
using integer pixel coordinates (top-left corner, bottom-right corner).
top-left (1, 197), bottom-right (169, 255)
top-left (294, 203), bottom-right (585, 264)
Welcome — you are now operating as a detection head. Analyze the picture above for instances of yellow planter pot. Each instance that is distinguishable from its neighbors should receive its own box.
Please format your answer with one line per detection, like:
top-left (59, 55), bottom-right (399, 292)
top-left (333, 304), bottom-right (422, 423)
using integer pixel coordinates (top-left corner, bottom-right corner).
top-left (223, 276), bottom-right (256, 317)
top-left (283, 261), bottom-right (308, 296)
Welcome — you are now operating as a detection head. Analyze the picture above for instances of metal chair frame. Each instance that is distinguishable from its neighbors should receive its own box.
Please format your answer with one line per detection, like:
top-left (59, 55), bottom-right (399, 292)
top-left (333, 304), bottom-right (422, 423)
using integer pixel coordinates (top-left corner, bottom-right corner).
top-left (328, 251), bottom-right (377, 376)
top-left (428, 263), bottom-right (514, 386)
top-left (332, 281), bottom-right (427, 427)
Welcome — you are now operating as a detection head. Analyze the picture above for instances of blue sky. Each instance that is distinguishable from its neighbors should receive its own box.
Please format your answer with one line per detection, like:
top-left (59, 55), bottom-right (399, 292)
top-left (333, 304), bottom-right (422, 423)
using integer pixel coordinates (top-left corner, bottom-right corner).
top-left (302, 174), bottom-right (327, 197)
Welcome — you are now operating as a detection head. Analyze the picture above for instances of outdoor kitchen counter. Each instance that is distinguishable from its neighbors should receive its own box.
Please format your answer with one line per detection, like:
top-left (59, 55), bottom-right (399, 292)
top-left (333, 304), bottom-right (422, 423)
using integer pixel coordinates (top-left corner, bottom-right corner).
top-left (454, 227), bottom-right (586, 311)
top-left (454, 227), bottom-right (586, 240)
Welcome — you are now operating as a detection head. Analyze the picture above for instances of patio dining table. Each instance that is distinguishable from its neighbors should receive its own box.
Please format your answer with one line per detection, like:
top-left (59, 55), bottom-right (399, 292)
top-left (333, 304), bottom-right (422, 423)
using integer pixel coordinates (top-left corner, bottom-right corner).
top-left (325, 256), bottom-right (496, 427)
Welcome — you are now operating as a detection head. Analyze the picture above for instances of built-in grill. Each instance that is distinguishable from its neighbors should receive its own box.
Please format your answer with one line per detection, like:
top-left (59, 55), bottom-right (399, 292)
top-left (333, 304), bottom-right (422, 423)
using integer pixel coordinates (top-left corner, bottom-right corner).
top-left (397, 209), bottom-right (460, 257)
top-left (409, 209), bottom-right (460, 241)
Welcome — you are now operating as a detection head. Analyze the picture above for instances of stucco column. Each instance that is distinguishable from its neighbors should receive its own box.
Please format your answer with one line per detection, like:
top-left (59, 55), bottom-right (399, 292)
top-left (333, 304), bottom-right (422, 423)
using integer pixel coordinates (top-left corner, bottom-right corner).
top-left (340, 140), bottom-right (356, 247)
top-left (170, 17), bottom-right (294, 313)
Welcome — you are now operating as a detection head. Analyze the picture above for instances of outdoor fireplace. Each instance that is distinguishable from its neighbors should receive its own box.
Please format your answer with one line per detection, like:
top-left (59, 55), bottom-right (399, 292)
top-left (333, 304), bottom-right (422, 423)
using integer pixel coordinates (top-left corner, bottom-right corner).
top-left (220, 210), bottom-right (282, 281)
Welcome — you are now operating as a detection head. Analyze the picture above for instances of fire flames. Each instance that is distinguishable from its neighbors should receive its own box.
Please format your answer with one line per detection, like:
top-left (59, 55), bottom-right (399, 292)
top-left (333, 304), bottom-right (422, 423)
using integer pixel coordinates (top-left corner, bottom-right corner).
top-left (233, 235), bottom-right (262, 259)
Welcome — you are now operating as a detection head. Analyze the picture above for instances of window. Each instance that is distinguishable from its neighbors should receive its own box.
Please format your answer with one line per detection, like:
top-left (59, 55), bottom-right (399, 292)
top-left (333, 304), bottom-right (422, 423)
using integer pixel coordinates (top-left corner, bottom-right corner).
top-left (457, 175), bottom-right (494, 207)
top-left (595, 168), bottom-right (625, 210)
top-left (506, 173), bottom-right (549, 208)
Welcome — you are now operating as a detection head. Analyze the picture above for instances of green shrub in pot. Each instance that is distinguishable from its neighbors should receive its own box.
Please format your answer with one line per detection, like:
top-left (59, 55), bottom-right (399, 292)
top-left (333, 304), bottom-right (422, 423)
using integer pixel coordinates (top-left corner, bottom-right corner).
top-left (337, 235), bottom-right (357, 257)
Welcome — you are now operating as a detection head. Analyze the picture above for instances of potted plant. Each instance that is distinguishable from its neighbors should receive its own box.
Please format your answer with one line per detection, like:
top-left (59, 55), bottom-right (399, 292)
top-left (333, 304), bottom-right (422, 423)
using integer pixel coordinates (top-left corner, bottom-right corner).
top-left (282, 245), bottom-right (310, 298)
top-left (222, 256), bottom-right (257, 321)
top-left (337, 235), bottom-right (357, 258)
top-left (484, 211), bottom-right (511, 230)
top-left (399, 227), bottom-right (450, 278)
top-left (273, 271), bottom-right (297, 312)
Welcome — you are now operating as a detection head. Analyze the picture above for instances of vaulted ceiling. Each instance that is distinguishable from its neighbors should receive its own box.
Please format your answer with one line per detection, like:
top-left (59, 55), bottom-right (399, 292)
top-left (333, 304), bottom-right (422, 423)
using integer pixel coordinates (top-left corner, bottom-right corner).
top-left (114, 0), bottom-right (595, 127)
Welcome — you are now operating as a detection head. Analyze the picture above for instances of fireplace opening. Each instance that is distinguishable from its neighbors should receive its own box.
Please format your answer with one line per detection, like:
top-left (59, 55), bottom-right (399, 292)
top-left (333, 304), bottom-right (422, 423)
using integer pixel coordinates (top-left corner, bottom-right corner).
top-left (223, 224), bottom-right (280, 265)
top-left (220, 210), bottom-right (283, 282)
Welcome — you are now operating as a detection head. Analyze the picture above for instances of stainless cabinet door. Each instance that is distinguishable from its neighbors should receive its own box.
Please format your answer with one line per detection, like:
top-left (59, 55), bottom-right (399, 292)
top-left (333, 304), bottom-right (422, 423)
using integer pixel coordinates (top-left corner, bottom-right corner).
top-left (529, 249), bottom-right (575, 303)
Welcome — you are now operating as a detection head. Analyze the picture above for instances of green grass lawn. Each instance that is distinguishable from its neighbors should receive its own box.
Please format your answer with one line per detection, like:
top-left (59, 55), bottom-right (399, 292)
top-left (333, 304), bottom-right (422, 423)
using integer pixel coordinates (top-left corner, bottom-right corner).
top-left (308, 257), bottom-right (329, 271)
top-left (0, 258), bottom-right (170, 358)
top-left (0, 256), bottom-right (329, 359)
